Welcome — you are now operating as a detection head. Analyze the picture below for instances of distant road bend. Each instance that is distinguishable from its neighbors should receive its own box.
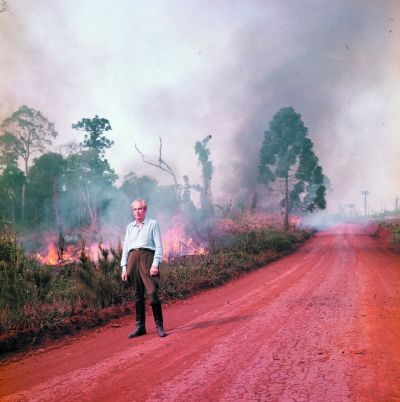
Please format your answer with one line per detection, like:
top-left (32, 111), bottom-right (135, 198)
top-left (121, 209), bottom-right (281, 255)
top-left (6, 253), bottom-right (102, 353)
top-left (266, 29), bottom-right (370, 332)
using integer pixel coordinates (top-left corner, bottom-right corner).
top-left (1, 223), bottom-right (400, 401)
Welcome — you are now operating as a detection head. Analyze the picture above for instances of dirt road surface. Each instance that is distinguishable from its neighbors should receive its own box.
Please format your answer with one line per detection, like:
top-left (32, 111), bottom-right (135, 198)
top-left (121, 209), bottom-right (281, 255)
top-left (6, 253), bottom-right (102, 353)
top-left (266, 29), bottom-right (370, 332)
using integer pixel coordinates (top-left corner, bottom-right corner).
top-left (1, 223), bottom-right (400, 402)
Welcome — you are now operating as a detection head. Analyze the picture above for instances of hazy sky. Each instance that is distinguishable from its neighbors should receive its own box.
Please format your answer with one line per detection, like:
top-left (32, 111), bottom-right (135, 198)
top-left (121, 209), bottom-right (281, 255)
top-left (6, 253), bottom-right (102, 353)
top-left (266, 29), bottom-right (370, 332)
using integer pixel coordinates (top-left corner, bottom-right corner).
top-left (1, 0), bottom-right (399, 214)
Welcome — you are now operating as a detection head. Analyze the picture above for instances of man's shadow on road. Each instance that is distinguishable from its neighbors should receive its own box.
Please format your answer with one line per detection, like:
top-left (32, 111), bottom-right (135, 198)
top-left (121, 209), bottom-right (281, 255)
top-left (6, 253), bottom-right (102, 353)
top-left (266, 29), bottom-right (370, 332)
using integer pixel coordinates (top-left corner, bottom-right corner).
top-left (171, 312), bottom-right (263, 334)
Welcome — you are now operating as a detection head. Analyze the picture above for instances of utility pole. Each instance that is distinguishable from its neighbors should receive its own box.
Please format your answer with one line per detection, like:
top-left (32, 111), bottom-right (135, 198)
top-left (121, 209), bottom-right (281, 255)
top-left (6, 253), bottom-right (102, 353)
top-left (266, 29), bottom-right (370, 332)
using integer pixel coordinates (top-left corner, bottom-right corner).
top-left (361, 190), bottom-right (370, 216)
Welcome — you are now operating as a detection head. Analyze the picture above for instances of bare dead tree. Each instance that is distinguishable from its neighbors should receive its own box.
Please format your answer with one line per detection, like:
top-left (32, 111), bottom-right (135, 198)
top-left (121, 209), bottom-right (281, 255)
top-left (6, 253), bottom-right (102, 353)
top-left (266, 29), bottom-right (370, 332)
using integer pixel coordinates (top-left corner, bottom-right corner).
top-left (57, 228), bottom-right (65, 262)
top-left (134, 137), bottom-right (178, 188)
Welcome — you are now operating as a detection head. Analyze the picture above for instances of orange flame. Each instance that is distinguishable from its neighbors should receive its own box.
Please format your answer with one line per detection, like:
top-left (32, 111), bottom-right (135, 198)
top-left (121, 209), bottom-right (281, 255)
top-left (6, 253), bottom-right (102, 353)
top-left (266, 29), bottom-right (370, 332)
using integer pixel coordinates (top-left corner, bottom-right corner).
top-left (35, 241), bottom-right (60, 265)
top-left (35, 240), bottom-right (102, 265)
top-left (163, 223), bottom-right (207, 260)
top-left (34, 223), bottom-right (208, 266)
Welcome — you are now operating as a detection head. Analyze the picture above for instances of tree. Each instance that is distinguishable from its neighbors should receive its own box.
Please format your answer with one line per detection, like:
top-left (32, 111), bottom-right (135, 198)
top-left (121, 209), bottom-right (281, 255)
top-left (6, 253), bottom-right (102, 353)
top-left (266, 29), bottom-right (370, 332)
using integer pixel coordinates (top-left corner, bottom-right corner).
top-left (182, 175), bottom-right (200, 213)
top-left (134, 136), bottom-right (184, 215)
top-left (258, 107), bottom-right (326, 230)
top-left (64, 149), bottom-right (117, 230)
top-left (0, 132), bottom-right (19, 169)
top-left (182, 175), bottom-right (201, 217)
top-left (0, 165), bottom-right (25, 227)
top-left (135, 137), bottom-right (178, 189)
top-left (1, 105), bottom-right (58, 176)
top-left (72, 115), bottom-right (113, 158)
top-left (120, 173), bottom-right (181, 221)
top-left (68, 116), bottom-right (117, 229)
top-left (194, 135), bottom-right (214, 217)
top-left (26, 152), bottom-right (66, 229)
top-left (0, 105), bottom-right (58, 221)
top-left (121, 172), bottom-right (158, 202)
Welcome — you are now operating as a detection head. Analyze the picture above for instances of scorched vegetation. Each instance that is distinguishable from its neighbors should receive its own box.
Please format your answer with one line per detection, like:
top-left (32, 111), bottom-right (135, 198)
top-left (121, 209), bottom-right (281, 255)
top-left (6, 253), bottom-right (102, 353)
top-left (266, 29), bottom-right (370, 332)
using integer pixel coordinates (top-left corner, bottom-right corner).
top-left (0, 220), bottom-right (313, 355)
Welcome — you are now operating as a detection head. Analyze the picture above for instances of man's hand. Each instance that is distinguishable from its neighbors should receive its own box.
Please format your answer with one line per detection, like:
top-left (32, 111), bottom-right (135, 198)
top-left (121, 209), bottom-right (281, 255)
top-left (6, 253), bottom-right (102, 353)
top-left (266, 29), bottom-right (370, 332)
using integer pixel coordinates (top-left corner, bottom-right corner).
top-left (121, 270), bottom-right (128, 281)
top-left (150, 266), bottom-right (159, 276)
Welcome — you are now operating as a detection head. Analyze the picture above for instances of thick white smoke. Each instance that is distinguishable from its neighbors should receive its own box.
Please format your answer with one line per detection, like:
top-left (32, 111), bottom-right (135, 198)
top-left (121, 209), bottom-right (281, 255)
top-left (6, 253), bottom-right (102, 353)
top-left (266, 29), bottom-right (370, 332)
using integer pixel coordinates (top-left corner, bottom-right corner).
top-left (0, 0), bottom-right (399, 215)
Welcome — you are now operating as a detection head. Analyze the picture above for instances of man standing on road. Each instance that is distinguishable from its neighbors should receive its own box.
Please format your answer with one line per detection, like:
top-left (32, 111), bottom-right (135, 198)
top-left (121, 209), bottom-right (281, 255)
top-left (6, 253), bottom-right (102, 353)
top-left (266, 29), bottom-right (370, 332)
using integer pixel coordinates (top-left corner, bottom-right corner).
top-left (121, 199), bottom-right (167, 338)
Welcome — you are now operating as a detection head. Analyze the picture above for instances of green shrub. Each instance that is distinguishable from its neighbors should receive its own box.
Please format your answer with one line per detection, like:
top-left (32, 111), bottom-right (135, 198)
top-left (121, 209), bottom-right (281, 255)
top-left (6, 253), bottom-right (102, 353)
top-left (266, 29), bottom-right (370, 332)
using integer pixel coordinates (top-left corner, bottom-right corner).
top-left (390, 224), bottom-right (400, 252)
top-left (159, 228), bottom-right (300, 303)
top-left (209, 229), bottom-right (295, 255)
top-left (0, 234), bottom-right (19, 264)
top-left (0, 236), bottom-right (34, 310)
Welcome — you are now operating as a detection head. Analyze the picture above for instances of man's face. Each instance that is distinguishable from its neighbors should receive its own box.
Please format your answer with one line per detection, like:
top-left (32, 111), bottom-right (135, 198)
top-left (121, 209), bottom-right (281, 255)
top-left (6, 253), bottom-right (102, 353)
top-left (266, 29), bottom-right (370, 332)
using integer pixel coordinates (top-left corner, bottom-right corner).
top-left (132, 201), bottom-right (147, 222)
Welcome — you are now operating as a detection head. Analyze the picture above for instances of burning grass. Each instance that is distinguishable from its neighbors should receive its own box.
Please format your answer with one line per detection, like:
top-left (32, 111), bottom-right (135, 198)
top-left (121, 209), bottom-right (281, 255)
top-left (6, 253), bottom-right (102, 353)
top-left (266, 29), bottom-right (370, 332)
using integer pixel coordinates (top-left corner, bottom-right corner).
top-left (0, 219), bottom-right (313, 356)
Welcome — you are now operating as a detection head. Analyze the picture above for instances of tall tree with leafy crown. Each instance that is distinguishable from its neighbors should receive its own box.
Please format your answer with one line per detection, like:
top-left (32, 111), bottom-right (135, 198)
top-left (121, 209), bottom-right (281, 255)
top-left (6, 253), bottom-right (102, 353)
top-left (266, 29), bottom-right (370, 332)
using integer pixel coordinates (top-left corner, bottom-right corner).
top-left (0, 105), bottom-right (58, 222)
top-left (72, 115), bottom-right (113, 158)
top-left (26, 152), bottom-right (65, 229)
top-left (0, 105), bottom-right (58, 175)
top-left (69, 116), bottom-right (117, 229)
top-left (258, 107), bottom-right (326, 230)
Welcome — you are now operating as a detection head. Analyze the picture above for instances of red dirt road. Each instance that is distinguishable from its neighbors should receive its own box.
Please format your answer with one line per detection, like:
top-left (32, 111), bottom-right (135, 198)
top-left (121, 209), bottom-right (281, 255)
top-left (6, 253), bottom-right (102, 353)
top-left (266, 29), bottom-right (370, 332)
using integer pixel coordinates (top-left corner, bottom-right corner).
top-left (1, 223), bottom-right (400, 401)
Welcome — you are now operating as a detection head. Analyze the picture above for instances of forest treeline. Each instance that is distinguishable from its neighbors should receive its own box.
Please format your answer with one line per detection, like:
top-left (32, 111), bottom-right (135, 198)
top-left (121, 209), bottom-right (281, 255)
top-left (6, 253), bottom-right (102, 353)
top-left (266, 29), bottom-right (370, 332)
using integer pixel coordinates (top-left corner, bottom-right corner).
top-left (0, 105), bottom-right (328, 236)
top-left (0, 107), bottom-right (211, 236)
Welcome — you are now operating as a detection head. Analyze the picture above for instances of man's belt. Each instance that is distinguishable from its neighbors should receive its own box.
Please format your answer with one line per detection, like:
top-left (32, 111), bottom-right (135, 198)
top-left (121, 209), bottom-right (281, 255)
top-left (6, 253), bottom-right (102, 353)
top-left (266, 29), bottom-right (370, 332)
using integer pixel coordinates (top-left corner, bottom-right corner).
top-left (133, 247), bottom-right (154, 252)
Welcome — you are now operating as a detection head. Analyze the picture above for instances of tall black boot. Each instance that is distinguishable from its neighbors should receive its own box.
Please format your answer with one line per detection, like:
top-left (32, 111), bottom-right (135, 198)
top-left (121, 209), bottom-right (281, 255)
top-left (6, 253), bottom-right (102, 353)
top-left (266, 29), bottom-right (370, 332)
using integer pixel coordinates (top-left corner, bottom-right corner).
top-left (128, 301), bottom-right (146, 338)
top-left (151, 302), bottom-right (167, 337)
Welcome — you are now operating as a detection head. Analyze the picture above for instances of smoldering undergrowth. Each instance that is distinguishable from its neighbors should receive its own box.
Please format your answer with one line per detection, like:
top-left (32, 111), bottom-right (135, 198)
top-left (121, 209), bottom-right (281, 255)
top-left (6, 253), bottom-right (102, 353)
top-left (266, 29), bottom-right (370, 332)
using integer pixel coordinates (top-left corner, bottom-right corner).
top-left (0, 227), bottom-right (313, 355)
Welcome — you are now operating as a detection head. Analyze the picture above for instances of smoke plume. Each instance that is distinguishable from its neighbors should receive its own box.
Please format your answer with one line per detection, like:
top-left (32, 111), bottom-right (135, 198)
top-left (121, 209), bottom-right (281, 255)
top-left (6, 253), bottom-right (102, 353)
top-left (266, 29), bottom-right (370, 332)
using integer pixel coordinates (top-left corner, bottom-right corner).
top-left (0, 0), bottom-right (399, 216)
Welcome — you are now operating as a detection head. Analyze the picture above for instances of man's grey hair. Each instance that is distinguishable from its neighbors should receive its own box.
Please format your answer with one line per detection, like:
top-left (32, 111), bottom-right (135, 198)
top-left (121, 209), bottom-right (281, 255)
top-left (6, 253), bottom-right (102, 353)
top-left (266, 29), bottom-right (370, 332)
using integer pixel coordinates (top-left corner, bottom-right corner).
top-left (131, 199), bottom-right (148, 210)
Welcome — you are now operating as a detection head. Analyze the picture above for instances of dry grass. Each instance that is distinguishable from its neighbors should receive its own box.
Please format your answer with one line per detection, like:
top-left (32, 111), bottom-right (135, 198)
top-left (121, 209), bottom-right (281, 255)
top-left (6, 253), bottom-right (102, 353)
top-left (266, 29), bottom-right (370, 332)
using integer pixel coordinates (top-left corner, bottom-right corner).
top-left (0, 218), bottom-right (312, 355)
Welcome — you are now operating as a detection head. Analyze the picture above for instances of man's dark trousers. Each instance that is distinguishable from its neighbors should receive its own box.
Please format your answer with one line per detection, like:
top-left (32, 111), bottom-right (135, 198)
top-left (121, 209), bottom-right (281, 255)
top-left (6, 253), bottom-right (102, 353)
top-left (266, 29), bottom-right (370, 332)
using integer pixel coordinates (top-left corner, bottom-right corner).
top-left (126, 249), bottom-right (167, 337)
